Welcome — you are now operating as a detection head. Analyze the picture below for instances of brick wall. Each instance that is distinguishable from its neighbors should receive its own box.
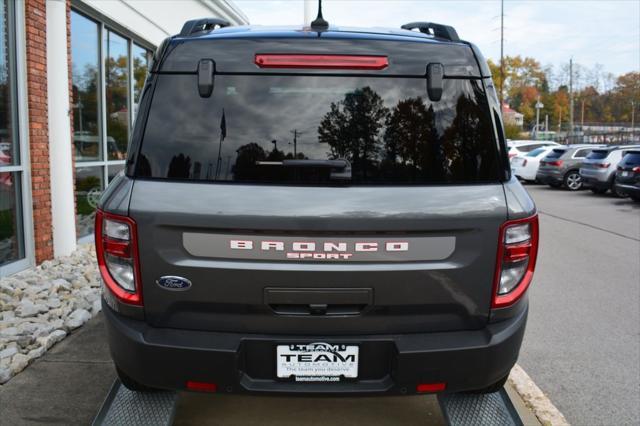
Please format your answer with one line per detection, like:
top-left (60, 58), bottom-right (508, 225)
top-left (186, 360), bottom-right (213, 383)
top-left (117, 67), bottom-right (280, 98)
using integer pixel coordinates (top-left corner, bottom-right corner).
top-left (25, 0), bottom-right (53, 263)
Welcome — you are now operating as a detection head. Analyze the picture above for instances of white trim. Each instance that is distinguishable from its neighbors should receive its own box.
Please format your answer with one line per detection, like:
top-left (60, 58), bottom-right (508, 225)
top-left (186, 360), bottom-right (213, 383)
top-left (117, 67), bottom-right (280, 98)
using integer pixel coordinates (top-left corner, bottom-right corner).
top-left (202, 0), bottom-right (250, 25)
top-left (0, 0), bottom-right (35, 276)
top-left (47, 0), bottom-right (77, 257)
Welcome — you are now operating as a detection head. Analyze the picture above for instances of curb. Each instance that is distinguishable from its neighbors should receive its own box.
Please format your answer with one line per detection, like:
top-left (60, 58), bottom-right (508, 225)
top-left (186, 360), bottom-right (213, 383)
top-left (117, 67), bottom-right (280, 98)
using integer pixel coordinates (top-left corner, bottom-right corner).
top-left (509, 364), bottom-right (570, 426)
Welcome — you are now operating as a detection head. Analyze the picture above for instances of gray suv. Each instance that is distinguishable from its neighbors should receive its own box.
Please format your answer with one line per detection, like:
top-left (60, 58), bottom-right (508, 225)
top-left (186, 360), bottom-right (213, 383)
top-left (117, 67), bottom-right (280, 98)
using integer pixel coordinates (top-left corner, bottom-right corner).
top-left (96, 19), bottom-right (538, 396)
top-left (536, 145), bottom-right (603, 191)
top-left (580, 145), bottom-right (640, 195)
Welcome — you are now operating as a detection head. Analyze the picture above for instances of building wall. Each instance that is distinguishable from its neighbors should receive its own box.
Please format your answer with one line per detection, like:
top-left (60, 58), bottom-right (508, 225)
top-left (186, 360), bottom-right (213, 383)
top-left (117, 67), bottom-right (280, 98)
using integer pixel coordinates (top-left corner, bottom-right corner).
top-left (76, 0), bottom-right (248, 46)
top-left (0, 0), bottom-right (248, 276)
top-left (25, 0), bottom-right (53, 264)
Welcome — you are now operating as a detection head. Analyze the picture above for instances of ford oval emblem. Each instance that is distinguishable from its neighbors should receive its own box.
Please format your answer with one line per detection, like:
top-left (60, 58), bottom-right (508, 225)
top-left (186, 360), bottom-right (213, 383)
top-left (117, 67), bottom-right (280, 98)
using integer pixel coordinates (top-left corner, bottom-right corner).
top-left (156, 276), bottom-right (192, 291)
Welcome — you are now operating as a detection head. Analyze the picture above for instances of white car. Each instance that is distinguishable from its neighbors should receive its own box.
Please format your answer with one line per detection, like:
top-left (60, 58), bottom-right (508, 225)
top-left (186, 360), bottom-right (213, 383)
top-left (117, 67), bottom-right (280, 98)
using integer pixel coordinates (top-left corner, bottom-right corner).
top-left (507, 140), bottom-right (559, 160)
top-left (511, 145), bottom-right (557, 182)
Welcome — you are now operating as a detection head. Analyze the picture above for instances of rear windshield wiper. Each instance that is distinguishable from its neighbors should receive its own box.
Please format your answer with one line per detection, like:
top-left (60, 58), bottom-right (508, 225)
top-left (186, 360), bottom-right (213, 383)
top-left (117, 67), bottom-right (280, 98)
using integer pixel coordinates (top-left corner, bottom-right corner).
top-left (256, 159), bottom-right (352, 181)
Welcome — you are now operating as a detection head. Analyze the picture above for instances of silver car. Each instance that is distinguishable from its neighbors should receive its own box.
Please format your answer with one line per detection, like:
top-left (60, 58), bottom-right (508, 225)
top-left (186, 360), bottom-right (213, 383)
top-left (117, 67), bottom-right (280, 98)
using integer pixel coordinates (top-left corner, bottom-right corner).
top-left (580, 145), bottom-right (640, 195)
top-left (536, 144), bottom-right (604, 191)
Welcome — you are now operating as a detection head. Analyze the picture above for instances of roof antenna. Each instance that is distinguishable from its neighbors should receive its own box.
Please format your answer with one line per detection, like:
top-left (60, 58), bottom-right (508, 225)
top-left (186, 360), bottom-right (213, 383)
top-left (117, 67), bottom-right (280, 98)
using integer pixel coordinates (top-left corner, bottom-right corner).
top-left (310, 0), bottom-right (329, 30)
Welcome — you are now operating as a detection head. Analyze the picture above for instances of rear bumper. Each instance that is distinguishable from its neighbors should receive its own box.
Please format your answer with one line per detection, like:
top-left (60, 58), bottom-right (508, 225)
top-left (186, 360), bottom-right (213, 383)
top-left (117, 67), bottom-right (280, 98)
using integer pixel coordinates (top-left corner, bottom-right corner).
top-left (581, 176), bottom-right (611, 190)
top-left (103, 299), bottom-right (528, 395)
top-left (536, 172), bottom-right (562, 186)
top-left (614, 182), bottom-right (640, 197)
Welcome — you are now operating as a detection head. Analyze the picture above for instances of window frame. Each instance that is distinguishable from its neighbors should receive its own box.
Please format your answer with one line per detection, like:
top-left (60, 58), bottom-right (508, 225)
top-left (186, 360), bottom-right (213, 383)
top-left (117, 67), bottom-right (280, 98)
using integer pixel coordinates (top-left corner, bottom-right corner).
top-left (70, 5), bottom-right (153, 241)
top-left (0, 0), bottom-right (35, 276)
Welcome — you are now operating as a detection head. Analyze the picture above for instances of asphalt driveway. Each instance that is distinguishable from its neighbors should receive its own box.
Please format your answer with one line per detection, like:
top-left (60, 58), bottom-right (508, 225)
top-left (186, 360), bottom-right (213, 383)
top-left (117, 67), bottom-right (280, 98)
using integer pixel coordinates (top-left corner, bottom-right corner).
top-left (518, 185), bottom-right (640, 425)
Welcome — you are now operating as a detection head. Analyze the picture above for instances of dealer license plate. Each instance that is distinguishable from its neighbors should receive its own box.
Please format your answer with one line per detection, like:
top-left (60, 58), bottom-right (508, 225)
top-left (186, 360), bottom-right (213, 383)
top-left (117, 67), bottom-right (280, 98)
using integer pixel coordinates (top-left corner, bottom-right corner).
top-left (621, 171), bottom-right (630, 177)
top-left (277, 343), bottom-right (359, 381)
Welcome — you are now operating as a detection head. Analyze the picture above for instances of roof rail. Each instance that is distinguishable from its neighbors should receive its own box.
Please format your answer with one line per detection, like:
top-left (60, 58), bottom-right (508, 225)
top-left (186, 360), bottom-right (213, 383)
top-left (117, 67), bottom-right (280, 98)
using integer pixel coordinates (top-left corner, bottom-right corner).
top-left (401, 22), bottom-right (460, 42)
top-left (180, 18), bottom-right (231, 37)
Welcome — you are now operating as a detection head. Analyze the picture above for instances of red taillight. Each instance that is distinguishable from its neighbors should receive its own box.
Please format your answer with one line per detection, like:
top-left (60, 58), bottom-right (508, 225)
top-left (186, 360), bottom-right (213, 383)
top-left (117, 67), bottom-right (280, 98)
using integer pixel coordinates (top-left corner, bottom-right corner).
top-left (416, 382), bottom-right (447, 393)
top-left (254, 54), bottom-right (389, 70)
top-left (492, 215), bottom-right (539, 309)
top-left (595, 163), bottom-right (610, 169)
top-left (633, 166), bottom-right (640, 173)
top-left (95, 210), bottom-right (142, 305)
top-left (546, 160), bottom-right (563, 167)
top-left (186, 381), bottom-right (218, 393)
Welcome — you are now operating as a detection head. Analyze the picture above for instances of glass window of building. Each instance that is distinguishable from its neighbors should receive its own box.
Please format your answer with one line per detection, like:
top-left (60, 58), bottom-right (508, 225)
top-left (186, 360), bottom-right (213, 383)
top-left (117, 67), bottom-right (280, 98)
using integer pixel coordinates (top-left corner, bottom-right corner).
top-left (70, 9), bottom-right (152, 239)
top-left (0, 0), bottom-right (26, 269)
top-left (71, 11), bottom-right (101, 162)
top-left (105, 30), bottom-right (129, 161)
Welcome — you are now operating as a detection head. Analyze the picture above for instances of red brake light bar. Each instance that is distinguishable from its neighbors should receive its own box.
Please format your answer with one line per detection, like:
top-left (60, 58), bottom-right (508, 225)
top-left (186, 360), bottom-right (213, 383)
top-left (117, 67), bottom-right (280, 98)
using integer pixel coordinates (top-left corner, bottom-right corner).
top-left (254, 54), bottom-right (389, 70)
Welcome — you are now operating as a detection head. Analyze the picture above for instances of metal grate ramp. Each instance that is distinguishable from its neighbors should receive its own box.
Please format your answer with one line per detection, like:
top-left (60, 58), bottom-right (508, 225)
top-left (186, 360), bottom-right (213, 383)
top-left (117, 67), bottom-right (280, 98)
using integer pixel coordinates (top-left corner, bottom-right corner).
top-left (93, 380), bottom-right (178, 426)
top-left (438, 388), bottom-right (523, 426)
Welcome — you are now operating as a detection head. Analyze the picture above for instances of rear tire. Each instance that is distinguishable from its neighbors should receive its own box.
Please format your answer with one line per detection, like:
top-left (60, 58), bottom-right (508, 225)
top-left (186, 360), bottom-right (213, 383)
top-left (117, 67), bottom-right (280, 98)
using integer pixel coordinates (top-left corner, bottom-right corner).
top-left (116, 366), bottom-right (160, 392)
top-left (563, 170), bottom-right (582, 191)
top-left (464, 375), bottom-right (508, 394)
top-left (612, 183), bottom-right (628, 198)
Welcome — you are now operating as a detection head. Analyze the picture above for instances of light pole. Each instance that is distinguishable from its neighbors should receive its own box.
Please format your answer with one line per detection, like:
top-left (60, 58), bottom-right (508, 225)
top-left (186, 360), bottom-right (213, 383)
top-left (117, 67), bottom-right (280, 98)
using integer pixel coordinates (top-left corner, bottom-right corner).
top-left (535, 97), bottom-right (544, 139)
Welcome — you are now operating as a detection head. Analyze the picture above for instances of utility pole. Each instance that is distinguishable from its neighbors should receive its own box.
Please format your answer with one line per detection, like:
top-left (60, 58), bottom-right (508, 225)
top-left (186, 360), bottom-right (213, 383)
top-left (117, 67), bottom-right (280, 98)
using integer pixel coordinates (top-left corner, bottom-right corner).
top-left (535, 96), bottom-right (543, 139)
top-left (291, 129), bottom-right (298, 157)
top-left (499, 0), bottom-right (504, 107)
top-left (558, 109), bottom-right (562, 132)
top-left (632, 100), bottom-right (635, 129)
top-left (569, 58), bottom-right (574, 139)
top-left (545, 114), bottom-right (549, 132)
top-left (581, 99), bottom-right (585, 129)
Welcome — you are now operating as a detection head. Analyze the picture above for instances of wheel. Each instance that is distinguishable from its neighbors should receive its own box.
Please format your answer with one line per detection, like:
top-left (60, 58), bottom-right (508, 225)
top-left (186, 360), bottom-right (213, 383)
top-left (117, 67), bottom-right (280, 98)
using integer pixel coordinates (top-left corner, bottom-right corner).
top-left (563, 170), bottom-right (582, 191)
top-left (590, 187), bottom-right (607, 194)
top-left (612, 183), bottom-right (628, 198)
top-left (464, 375), bottom-right (508, 394)
top-left (116, 366), bottom-right (159, 392)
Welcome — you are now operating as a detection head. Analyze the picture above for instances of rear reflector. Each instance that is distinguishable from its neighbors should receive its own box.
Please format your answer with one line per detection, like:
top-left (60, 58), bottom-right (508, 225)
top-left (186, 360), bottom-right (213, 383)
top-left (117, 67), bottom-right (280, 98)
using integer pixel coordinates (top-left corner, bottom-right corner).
top-left (417, 382), bottom-right (447, 393)
top-left (186, 381), bottom-right (218, 392)
top-left (255, 54), bottom-right (389, 70)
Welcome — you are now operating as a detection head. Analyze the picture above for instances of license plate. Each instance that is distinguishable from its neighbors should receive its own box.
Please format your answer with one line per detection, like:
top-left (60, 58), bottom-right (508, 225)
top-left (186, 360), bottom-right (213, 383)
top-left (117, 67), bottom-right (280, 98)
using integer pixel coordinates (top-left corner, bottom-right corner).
top-left (621, 171), bottom-right (630, 177)
top-left (277, 343), bottom-right (359, 381)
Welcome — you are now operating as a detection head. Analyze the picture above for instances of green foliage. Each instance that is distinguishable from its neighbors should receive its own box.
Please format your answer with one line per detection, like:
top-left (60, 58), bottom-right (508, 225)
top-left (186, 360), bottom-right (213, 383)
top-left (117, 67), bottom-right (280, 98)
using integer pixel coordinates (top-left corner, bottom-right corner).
top-left (489, 56), bottom-right (638, 128)
top-left (504, 124), bottom-right (524, 139)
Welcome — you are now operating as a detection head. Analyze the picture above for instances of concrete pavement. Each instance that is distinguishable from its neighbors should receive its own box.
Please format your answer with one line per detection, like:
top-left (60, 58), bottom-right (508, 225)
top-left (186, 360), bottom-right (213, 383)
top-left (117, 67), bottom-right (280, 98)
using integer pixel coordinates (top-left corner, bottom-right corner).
top-left (0, 314), bottom-right (115, 425)
top-left (519, 185), bottom-right (640, 425)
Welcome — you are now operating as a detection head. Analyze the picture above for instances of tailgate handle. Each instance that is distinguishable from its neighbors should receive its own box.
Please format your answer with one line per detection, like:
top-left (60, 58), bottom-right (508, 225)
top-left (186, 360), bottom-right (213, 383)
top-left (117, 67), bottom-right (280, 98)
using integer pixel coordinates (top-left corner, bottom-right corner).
top-left (264, 288), bottom-right (372, 316)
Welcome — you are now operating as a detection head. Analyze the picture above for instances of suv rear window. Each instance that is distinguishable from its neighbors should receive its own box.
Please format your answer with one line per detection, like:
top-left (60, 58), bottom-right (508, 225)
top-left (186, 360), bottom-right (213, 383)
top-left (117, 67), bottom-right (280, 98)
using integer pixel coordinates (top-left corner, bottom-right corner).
top-left (526, 147), bottom-right (547, 157)
top-left (545, 149), bottom-right (566, 159)
top-left (586, 150), bottom-right (609, 160)
top-left (621, 152), bottom-right (640, 166)
top-left (136, 75), bottom-right (500, 185)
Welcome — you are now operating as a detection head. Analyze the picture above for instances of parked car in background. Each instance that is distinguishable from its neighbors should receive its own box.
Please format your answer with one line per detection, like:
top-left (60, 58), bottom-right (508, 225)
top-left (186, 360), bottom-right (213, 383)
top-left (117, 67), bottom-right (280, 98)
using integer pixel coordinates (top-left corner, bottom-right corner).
top-left (614, 150), bottom-right (640, 201)
top-left (580, 145), bottom-right (640, 196)
top-left (536, 145), bottom-right (604, 191)
top-left (507, 140), bottom-right (559, 159)
top-left (511, 146), bottom-right (556, 182)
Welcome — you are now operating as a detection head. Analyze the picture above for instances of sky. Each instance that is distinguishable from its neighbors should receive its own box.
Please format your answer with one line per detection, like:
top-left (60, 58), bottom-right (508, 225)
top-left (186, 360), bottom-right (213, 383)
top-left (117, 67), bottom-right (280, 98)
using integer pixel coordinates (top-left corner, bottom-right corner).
top-left (234, 0), bottom-right (640, 78)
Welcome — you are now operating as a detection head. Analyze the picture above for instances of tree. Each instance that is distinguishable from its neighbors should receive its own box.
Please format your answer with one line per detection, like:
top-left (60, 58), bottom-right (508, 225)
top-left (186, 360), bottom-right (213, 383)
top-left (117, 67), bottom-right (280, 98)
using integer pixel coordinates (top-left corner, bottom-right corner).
top-left (318, 87), bottom-right (389, 177)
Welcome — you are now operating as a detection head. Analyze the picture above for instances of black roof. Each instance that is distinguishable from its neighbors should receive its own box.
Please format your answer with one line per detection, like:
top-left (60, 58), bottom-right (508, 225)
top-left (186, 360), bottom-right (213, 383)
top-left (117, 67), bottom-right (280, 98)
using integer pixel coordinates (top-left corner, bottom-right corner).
top-left (154, 24), bottom-right (490, 78)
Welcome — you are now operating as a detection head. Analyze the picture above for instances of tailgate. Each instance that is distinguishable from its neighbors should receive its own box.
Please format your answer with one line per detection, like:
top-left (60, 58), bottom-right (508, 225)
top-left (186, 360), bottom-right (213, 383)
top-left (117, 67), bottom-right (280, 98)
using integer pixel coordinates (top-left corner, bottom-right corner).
top-left (131, 181), bottom-right (506, 335)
